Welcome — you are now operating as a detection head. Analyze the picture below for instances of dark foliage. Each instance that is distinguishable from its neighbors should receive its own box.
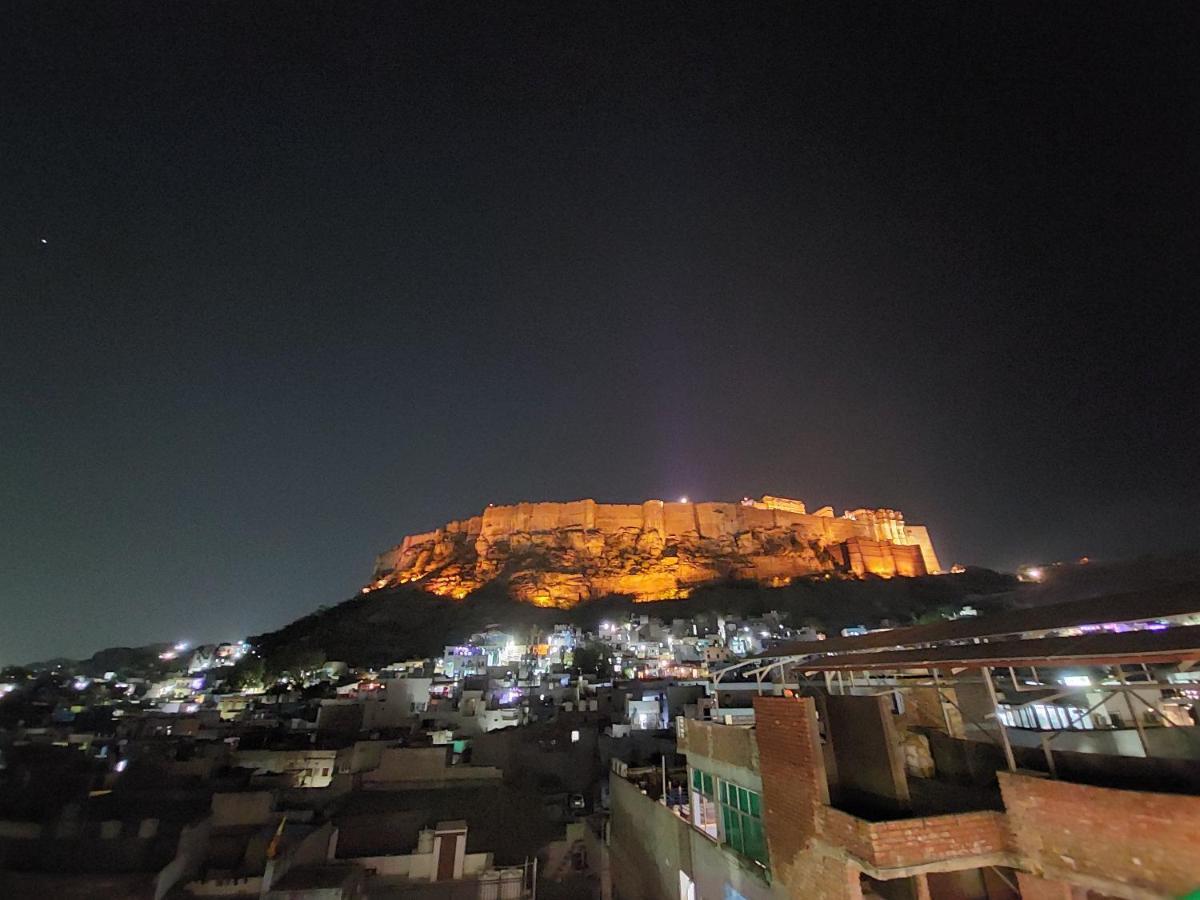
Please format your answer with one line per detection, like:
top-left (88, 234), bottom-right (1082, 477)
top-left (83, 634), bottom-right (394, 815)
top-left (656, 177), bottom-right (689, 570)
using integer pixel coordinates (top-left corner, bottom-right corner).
top-left (248, 569), bottom-right (1019, 672)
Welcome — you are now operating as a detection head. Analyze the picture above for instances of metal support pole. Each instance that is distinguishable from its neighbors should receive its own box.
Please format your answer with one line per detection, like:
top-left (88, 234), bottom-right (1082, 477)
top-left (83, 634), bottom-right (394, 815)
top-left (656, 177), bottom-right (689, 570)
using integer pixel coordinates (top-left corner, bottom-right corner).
top-left (1116, 669), bottom-right (1152, 757)
top-left (1040, 733), bottom-right (1057, 777)
top-left (982, 666), bottom-right (1017, 772)
top-left (931, 668), bottom-right (954, 735)
top-left (1128, 688), bottom-right (1174, 725)
top-left (1037, 692), bottom-right (1113, 779)
top-left (935, 687), bottom-right (1004, 753)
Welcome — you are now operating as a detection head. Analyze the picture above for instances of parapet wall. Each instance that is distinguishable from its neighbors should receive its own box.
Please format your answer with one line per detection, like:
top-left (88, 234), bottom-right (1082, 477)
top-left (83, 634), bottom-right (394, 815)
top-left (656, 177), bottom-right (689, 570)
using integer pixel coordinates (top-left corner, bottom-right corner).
top-left (401, 499), bottom-right (872, 546)
top-left (1000, 771), bottom-right (1200, 897)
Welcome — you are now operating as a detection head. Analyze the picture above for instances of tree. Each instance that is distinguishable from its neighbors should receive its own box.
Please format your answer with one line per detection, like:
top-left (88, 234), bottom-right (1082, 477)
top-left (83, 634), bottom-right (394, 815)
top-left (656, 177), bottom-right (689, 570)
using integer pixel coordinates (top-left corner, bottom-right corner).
top-left (570, 642), bottom-right (612, 678)
top-left (225, 656), bottom-right (265, 691)
top-left (269, 646), bottom-right (326, 682)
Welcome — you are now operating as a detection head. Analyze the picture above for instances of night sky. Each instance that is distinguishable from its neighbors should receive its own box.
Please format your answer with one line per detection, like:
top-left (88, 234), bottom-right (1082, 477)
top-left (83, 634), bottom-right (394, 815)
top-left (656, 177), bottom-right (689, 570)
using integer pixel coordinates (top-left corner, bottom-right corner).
top-left (3, 3), bottom-right (1198, 663)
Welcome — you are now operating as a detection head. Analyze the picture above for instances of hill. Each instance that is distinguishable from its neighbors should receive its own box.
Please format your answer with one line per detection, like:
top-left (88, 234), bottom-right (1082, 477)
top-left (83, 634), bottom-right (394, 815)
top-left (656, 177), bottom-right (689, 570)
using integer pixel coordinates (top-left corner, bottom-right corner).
top-left (249, 567), bottom-right (1018, 673)
top-left (369, 496), bottom-right (943, 606)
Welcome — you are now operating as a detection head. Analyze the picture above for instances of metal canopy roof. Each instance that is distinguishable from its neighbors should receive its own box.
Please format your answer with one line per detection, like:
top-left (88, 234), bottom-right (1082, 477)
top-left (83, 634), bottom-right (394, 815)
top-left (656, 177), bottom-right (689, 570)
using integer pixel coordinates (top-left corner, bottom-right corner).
top-left (788, 624), bottom-right (1200, 672)
top-left (750, 583), bottom-right (1200, 661)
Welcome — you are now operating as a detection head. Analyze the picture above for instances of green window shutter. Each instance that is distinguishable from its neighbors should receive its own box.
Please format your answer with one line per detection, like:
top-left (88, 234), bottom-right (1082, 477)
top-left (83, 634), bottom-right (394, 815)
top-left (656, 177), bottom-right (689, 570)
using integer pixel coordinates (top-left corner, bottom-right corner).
top-left (702, 773), bottom-right (714, 796)
top-left (726, 810), bottom-right (742, 853)
top-left (748, 791), bottom-right (762, 818)
top-left (745, 817), bottom-right (768, 864)
top-left (692, 768), bottom-right (702, 791)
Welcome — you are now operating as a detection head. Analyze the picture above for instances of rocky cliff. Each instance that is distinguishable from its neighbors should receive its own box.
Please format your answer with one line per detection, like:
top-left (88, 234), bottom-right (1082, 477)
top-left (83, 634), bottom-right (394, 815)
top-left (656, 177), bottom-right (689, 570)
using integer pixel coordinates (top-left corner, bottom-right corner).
top-left (369, 497), bottom-right (941, 607)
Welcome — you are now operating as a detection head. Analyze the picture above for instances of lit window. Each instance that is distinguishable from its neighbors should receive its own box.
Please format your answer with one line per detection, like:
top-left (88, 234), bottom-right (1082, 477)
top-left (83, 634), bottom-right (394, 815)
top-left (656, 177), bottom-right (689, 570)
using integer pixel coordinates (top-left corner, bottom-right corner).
top-left (571, 730), bottom-right (580, 743)
top-left (690, 768), bottom-right (718, 839)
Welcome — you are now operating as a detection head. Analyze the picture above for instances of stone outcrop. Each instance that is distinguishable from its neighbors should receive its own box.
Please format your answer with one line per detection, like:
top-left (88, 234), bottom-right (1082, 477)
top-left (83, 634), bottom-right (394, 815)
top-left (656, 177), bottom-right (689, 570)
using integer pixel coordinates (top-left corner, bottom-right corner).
top-left (368, 497), bottom-right (941, 607)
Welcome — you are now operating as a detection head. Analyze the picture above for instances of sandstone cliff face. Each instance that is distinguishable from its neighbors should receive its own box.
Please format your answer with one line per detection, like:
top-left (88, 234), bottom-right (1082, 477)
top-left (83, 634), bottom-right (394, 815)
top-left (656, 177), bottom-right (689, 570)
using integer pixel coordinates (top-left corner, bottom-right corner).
top-left (369, 498), bottom-right (938, 607)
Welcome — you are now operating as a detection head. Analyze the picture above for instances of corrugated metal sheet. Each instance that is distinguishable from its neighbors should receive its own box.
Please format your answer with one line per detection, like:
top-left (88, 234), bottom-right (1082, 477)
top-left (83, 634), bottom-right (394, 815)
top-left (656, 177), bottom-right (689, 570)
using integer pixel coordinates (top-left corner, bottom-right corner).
top-left (790, 624), bottom-right (1200, 671)
top-left (752, 583), bottom-right (1200, 661)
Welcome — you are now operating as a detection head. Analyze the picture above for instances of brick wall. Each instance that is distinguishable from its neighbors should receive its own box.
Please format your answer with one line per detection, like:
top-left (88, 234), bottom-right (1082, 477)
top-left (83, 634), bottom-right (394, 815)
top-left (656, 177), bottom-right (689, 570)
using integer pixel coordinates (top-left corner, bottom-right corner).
top-left (753, 696), bottom-right (828, 861)
top-left (676, 717), bottom-right (758, 772)
top-left (752, 696), bottom-right (864, 899)
top-left (819, 808), bottom-right (876, 862)
top-left (1000, 771), bottom-right (1200, 897)
top-left (788, 845), bottom-right (865, 900)
top-left (821, 809), bottom-right (1010, 870)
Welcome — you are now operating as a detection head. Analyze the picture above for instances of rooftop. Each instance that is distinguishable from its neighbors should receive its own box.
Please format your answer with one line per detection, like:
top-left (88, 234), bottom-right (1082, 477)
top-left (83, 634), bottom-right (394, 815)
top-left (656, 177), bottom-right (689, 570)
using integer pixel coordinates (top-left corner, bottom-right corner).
top-left (748, 583), bottom-right (1200, 662)
top-left (790, 623), bottom-right (1200, 671)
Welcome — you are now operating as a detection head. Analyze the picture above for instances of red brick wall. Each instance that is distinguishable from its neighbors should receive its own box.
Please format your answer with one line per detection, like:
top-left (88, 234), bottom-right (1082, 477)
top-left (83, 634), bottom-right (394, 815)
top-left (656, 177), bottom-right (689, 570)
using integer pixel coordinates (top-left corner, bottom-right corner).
top-left (752, 696), bottom-right (828, 862)
top-left (855, 812), bottom-right (1009, 869)
top-left (1000, 771), bottom-right (1200, 897)
top-left (789, 847), bottom-right (865, 900)
top-left (819, 807), bottom-right (1008, 870)
top-left (753, 696), bottom-right (864, 899)
top-left (753, 696), bottom-right (1013, 897)
top-left (820, 808), bottom-right (876, 861)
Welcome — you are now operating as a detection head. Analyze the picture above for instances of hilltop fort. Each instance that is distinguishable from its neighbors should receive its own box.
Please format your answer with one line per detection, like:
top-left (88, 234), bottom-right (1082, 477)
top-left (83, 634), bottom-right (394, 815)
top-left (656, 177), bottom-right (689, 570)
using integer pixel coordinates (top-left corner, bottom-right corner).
top-left (368, 496), bottom-right (942, 608)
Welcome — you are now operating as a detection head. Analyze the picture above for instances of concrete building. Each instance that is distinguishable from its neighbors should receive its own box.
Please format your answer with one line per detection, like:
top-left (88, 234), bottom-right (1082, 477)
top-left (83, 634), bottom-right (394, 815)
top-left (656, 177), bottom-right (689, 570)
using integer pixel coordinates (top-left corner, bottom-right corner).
top-left (232, 748), bottom-right (339, 788)
top-left (612, 590), bottom-right (1200, 899)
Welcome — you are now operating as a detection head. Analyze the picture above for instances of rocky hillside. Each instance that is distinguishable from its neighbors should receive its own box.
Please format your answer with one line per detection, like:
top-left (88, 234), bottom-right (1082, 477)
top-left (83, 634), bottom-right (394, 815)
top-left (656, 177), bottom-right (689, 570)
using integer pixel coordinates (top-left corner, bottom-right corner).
top-left (368, 497), bottom-right (940, 607)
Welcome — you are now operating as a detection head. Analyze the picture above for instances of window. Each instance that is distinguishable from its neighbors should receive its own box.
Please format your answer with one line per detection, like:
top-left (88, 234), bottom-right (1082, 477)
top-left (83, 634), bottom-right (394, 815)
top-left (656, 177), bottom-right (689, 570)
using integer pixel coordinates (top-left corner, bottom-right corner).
top-left (718, 781), bottom-right (768, 867)
top-left (690, 768), bottom-right (718, 839)
top-left (998, 702), bottom-right (1094, 731)
top-left (689, 769), bottom-right (769, 871)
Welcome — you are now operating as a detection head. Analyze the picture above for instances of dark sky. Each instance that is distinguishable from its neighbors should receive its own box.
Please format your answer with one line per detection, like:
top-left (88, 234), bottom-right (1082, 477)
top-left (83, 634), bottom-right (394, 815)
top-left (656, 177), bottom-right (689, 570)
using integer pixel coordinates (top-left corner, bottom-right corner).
top-left (3, 2), bottom-right (1198, 663)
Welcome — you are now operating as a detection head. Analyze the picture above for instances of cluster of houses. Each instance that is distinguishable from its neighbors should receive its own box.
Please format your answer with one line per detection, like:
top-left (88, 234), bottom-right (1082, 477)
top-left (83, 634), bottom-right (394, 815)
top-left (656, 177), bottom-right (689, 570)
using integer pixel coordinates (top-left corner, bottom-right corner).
top-left (13, 592), bottom-right (1191, 899)
top-left (0, 610), bottom-right (808, 899)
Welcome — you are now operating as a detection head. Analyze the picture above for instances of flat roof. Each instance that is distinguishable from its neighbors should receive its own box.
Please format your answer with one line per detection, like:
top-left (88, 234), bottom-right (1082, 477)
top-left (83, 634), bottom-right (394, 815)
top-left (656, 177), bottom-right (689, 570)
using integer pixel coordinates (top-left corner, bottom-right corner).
top-left (269, 864), bottom-right (361, 890)
top-left (751, 583), bottom-right (1200, 661)
top-left (789, 624), bottom-right (1200, 672)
